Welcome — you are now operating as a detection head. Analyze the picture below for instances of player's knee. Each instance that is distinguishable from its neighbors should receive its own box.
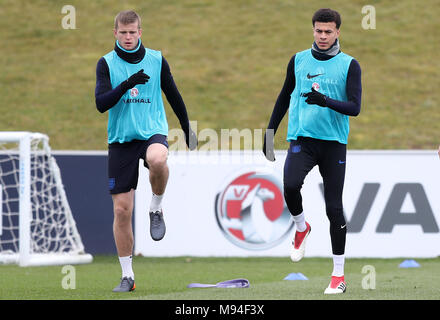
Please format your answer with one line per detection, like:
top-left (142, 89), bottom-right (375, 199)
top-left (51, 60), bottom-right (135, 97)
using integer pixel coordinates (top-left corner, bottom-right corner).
top-left (325, 205), bottom-right (345, 225)
top-left (146, 146), bottom-right (168, 168)
top-left (146, 144), bottom-right (168, 168)
top-left (147, 155), bottom-right (167, 170)
top-left (114, 204), bottom-right (132, 222)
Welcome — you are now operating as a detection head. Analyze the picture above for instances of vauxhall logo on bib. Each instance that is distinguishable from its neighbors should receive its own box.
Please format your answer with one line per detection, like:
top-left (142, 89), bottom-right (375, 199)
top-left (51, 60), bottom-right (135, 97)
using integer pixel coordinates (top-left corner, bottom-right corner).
top-left (215, 170), bottom-right (294, 250)
top-left (123, 88), bottom-right (151, 104)
top-left (130, 88), bottom-right (139, 97)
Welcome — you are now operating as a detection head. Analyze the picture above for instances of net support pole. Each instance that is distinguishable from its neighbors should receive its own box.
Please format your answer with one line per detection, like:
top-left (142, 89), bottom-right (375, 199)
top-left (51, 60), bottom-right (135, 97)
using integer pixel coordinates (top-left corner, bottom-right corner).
top-left (19, 133), bottom-right (31, 267)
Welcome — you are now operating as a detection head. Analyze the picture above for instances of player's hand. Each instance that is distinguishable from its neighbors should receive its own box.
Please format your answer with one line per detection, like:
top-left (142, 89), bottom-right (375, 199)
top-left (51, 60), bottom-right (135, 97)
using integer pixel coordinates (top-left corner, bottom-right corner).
top-left (123, 69), bottom-right (150, 91)
top-left (263, 130), bottom-right (276, 162)
top-left (304, 87), bottom-right (327, 107)
top-left (184, 127), bottom-right (198, 150)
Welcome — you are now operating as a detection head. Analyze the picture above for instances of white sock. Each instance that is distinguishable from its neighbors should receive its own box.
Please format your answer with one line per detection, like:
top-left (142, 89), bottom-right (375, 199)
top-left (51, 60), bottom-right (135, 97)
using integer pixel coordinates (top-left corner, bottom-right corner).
top-left (150, 193), bottom-right (164, 212)
top-left (292, 212), bottom-right (306, 232)
top-left (332, 254), bottom-right (345, 277)
top-left (119, 255), bottom-right (134, 279)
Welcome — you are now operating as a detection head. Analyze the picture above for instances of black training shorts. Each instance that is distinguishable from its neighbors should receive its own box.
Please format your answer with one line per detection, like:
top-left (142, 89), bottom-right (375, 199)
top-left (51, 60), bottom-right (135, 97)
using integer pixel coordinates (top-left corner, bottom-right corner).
top-left (107, 134), bottom-right (168, 194)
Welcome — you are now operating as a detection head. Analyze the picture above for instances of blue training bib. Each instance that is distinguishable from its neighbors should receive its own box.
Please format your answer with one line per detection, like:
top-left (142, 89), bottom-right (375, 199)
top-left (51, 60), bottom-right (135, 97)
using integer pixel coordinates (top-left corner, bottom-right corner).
top-left (287, 49), bottom-right (353, 144)
top-left (103, 43), bottom-right (168, 144)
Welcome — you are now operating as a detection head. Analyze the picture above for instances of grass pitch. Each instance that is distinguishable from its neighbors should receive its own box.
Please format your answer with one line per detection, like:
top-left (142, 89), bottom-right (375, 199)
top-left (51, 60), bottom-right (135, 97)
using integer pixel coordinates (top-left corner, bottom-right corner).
top-left (0, 256), bottom-right (439, 300)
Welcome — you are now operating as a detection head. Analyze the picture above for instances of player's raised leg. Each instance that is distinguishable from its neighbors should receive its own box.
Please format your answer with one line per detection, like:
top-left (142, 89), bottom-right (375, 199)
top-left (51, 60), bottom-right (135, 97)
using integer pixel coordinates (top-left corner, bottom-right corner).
top-left (146, 143), bottom-right (169, 241)
top-left (283, 140), bottom-right (316, 262)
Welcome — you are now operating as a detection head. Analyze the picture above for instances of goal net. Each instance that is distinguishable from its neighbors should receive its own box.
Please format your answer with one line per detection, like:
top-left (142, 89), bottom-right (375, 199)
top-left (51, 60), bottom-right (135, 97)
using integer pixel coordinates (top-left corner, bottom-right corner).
top-left (0, 132), bottom-right (93, 266)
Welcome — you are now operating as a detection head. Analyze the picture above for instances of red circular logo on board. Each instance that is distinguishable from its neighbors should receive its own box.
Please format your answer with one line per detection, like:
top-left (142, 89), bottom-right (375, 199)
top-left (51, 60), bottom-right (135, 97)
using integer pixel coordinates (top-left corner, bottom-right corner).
top-left (215, 170), bottom-right (294, 250)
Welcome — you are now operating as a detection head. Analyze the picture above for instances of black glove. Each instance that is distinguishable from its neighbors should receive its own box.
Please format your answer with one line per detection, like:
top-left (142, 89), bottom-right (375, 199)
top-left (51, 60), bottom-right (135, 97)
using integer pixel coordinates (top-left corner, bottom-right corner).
top-left (304, 87), bottom-right (327, 107)
top-left (263, 130), bottom-right (276, 162)
top-left (121, 69), bottom-right (150, 92)
top-left (183, 126), bottom-right (198, 150)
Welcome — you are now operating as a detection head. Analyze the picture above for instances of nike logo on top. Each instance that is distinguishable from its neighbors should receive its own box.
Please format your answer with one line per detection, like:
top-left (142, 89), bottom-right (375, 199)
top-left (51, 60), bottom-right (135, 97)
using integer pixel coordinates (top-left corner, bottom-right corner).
top-left (307, 73), bottom-right (324, 79)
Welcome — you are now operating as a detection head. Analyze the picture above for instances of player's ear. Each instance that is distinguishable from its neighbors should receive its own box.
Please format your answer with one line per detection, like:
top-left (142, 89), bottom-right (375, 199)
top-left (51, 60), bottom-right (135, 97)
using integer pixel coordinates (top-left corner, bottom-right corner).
top-left (113, 28), bottom-right (117, 37)
top-left (138, 28), bottom-right (142, 37)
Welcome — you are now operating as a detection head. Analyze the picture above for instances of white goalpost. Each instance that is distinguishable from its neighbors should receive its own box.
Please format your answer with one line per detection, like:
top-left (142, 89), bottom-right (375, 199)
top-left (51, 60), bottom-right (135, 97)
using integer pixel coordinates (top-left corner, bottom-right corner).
top-left (0, 132), bottom-right (93, 266)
